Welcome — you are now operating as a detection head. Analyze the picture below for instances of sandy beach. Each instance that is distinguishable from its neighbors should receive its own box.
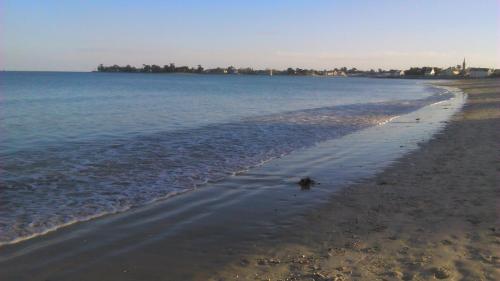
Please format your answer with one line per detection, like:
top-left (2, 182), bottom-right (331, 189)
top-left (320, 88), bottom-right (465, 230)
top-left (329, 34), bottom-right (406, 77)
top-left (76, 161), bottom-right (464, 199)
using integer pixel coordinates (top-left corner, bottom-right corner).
top-left (2, 1), bottom-right (498, 280)
top-left (0, 79), bottom-right (498, 281)
top-left (211, 79), bottom-right (500, 281)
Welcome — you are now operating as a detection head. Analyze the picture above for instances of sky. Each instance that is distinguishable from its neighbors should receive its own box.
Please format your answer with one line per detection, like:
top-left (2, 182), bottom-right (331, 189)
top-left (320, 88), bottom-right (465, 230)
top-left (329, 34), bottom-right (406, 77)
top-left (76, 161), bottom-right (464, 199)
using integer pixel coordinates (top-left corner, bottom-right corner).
top-left (1, 0), bottom-right (499, 71)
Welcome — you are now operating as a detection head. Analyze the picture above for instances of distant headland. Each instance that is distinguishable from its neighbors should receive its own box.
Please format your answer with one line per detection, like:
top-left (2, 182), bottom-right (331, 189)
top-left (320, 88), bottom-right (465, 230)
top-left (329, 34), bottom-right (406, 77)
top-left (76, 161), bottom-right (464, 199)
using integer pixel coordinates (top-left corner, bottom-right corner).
top-left (96, 59), bottom-right (499, 79)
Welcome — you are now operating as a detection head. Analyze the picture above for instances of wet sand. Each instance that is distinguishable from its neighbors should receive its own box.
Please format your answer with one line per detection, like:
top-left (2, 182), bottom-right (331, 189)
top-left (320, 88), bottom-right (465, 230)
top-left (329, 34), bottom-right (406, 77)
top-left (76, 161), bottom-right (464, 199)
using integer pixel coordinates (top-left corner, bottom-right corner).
top-left (0, 79), bottom-right (498, 281)
top-left (212, 79), bottom-right (500, 280)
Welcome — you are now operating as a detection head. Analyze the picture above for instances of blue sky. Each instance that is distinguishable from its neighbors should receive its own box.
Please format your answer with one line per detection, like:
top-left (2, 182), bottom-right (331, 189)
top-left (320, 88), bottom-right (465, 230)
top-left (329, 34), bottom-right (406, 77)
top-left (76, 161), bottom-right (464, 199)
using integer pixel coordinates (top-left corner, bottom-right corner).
top-left (1, 0), bottom-right (498, 71)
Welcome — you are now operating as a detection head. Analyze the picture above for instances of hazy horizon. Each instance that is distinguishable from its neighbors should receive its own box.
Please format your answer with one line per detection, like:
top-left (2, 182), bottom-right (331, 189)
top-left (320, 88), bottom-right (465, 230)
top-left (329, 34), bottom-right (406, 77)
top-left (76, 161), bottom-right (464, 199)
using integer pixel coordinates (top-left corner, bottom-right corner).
top-left (1, 0), bottom-right (498, 71)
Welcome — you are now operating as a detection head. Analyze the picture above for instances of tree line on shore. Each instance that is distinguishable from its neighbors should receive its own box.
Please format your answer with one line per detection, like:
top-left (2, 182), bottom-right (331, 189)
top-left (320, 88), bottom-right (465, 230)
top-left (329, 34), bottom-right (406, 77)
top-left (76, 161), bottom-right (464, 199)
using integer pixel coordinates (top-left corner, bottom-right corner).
top-left (96, 63), bottom-right (499, 78)
top-left (96, 63), bottom-right (364, 76)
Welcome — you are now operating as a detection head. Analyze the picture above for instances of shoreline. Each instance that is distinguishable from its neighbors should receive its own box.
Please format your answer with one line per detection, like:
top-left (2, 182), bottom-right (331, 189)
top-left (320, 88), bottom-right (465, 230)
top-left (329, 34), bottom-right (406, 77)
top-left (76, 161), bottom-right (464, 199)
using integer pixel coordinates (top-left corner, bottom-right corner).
top-left (0, 79), bottom-right (497, 280)
top-left (0, 81), bottom-right (456, 249)
top-left (211, 79), bottom-right (500, 280)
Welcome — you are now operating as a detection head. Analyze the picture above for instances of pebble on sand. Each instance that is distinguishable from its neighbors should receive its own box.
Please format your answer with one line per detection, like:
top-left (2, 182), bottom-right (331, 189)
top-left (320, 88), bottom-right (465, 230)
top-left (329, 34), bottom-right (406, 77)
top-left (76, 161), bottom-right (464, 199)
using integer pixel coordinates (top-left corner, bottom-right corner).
top-left (433, 267), bottom-right (451, 279)
top-left (298, 177), bottom-right (316, 189)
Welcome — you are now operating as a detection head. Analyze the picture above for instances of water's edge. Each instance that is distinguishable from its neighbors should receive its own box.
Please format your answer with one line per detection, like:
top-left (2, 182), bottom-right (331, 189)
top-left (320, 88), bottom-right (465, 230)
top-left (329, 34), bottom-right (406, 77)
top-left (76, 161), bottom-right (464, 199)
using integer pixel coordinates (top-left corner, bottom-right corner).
top-left (0, 85), bottom-right (464, 248)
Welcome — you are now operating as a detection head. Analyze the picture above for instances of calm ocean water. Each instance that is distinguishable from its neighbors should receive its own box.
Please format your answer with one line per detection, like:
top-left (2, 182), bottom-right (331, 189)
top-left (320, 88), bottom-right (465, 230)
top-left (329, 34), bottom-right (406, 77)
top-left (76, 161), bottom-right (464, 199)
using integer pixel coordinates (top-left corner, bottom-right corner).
top-left (0, 72), bottom-right (453, 245)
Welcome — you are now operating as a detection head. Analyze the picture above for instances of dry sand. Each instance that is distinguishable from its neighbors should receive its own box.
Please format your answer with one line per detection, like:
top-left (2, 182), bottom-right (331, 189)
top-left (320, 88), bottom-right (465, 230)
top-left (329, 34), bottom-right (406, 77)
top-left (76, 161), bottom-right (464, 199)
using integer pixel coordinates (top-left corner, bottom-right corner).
top-left (210, 79), bottom-right (500, 281)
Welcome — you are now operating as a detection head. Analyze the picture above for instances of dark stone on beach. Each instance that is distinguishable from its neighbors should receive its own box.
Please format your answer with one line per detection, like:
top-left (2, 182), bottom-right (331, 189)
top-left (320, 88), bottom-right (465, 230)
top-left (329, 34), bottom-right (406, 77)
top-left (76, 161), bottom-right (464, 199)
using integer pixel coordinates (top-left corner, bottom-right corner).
top-left (434, 267), bottom-right (451, 279)
top-left (298, 177), bottom-right (316, 189)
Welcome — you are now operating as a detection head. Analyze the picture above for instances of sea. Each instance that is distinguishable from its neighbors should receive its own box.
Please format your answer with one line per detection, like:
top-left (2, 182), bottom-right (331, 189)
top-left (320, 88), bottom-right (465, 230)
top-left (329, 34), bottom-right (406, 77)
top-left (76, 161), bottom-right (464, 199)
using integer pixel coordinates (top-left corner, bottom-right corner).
top-left (0, 72), bottom-right (457, 245)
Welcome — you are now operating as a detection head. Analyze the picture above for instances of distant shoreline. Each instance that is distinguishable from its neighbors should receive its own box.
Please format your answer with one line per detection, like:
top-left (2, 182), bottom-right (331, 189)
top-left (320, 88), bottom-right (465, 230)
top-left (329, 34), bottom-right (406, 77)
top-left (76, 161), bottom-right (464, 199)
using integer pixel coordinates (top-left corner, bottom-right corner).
top-left (90, 70), bottom-right (500, 81)
top-left (2, 69), bottom-right (498, 80)
top-left (92, 70), bottom-right (499, 80)
top-left (95, 63), bottom-right (499, 79)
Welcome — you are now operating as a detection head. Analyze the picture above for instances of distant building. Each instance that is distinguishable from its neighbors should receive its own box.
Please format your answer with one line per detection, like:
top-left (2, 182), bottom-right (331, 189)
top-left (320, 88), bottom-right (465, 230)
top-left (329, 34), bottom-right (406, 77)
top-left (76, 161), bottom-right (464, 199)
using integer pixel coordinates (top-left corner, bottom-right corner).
top-left (424, 67), bottom-right (435, 76)
top-left (439, 67), bottom-right (460, 77)
top-left (468, 68), bottom-right (493, 78)
top-left (326, 70), bottom-right (346, 77)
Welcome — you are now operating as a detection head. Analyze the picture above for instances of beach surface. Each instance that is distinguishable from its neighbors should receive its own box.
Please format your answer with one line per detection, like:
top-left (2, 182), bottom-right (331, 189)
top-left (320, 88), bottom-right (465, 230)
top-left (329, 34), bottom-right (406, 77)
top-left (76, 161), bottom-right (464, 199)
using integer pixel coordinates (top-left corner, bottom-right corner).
top-left (0, 79), bottom-right (498, 281)
top-left (211, 79), bottom-right (500, 281)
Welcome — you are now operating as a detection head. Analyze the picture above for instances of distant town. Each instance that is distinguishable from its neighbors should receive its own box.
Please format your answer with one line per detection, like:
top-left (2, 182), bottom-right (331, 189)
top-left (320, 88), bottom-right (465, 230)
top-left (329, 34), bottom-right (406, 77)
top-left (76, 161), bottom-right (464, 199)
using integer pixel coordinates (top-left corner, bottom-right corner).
top-left (96, 59), bottom-right (499, 79)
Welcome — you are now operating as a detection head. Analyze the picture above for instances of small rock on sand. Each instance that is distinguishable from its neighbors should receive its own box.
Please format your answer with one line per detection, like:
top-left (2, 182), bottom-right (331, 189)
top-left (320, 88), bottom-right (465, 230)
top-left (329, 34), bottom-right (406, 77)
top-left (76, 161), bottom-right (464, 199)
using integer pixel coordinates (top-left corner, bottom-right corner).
top-left (433, 267), bottom-right (451, 279)
top-left (298, 177), bottom-right (316, 189)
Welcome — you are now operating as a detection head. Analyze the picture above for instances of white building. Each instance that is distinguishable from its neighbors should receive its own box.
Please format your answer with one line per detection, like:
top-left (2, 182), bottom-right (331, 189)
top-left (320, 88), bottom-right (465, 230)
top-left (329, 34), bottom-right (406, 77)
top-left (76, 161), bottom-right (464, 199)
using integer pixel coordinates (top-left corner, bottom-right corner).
top-left (468, 68), bottom-right (493, 78)
top-left (424, 68), bottom-right (435, 76)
